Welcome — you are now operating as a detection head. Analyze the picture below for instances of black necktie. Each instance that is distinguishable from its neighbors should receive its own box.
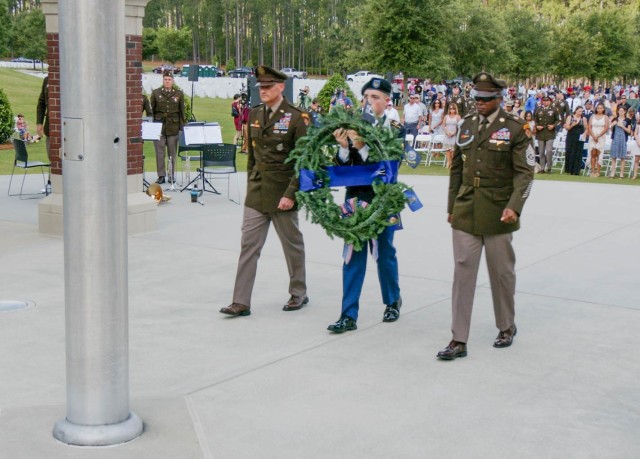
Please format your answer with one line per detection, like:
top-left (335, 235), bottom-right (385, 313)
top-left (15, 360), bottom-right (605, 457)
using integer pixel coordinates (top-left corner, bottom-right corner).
top-left (479, 117), bottom-right (488, 134)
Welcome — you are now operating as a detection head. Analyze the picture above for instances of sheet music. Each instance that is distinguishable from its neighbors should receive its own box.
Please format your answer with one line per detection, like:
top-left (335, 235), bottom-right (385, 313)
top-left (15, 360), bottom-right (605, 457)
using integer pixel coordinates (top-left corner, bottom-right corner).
top-left (203, 124), bottom-right (223, 144)
top-left (184, 123), bottom-right (222, 145)
top-left (141, 121), bottom-right (162, 140)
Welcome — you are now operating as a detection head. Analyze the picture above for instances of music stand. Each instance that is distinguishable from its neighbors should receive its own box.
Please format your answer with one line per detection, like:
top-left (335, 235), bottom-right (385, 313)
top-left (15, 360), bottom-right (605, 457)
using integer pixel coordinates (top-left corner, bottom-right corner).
top-left (141, 120), bottom-right (162, 190)
top-left (180, 123), bottom-right (223, 197)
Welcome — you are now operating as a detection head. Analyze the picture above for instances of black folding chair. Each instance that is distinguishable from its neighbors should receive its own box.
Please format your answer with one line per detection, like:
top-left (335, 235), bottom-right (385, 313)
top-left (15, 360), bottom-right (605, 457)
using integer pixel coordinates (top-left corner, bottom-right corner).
top-left (8, 138), bottom-right (50, 199)
top-left (198, 143), bottom-right (239, 203)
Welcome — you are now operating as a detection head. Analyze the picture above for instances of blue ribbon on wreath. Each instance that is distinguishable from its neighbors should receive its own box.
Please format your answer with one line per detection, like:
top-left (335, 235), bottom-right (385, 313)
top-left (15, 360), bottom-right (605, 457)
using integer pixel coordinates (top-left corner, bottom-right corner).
top-left (299, 160), bottom-right (400, 191)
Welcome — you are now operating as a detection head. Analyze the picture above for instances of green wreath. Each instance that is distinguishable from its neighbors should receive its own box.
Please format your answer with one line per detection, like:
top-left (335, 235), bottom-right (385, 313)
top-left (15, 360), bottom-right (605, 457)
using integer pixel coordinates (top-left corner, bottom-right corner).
top-left (288, 108), bottom-right (410, 251)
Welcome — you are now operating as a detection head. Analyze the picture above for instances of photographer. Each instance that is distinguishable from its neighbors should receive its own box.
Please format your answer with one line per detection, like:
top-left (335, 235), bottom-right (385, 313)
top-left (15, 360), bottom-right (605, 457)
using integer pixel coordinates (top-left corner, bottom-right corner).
top-left (298, 86), bottom-right (310, 109)
top-left (330, 87), bottom-right (353, 111)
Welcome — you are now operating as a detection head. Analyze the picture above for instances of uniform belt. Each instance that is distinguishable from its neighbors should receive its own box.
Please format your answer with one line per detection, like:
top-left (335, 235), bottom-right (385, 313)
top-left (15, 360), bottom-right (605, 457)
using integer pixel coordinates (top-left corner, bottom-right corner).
top-left (256, 163), bottom-right (293, 172)
top-left (464, 177), bottom-right (513, 188)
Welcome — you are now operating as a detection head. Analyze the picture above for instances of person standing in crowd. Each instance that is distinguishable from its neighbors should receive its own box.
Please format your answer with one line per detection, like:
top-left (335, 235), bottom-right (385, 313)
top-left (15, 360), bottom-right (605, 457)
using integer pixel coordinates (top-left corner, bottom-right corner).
top-left (524, 91), bottom-right (538, 114)
top-left (142, 92), bottom-right (152, 117)
top-left (535, 95), bottom-right (561, 173)
top-left (567, 92), bottom-right (581, 113)
top-left (231, 94), bottom-right (243, 146)
top-left (587, 102), bottom-right (609, 177)
top-left (446, 84), bottom-right (468, 117)
top-left (384, 100), bottom-right (401, 124)
top-left (563, 106), bottom-right (587, 175)
top-left (308, 98), bottom-right (323, 127)
top-left (330, 88), bottom-right (353, 111)
top-left (150, 70), bottom-right (185, 184)
top-left (428, 98), bottom-right (445, 135)
top-left (326, 78), bottom-right (403, 333)
top-left (443, 103), bottom-right (461, 168)
top-left (220, 65), bottom-right (309, 317)
top-left (437, 72), bottom-right (534, 361)
top-left (36, 76), bottom-right (50, 160)
top-left (513, 99), bottom-right (524, 118)
top-left (391, 80), bottom-right (401, 107)
top-left (609, 105), bottom-right (631, 178)
top-left (553, 92), bottom-right (570, 128)
top-left (402, 94), bottom-right (423, 137)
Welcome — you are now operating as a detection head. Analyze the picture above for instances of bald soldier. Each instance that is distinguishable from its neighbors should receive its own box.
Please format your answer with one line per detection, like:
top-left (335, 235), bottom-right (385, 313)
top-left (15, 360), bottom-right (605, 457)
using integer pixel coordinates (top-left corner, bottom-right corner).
top-left (220, 65), bottom-right (310, 317)
top-left (437, 72), bottom-right (534, 361)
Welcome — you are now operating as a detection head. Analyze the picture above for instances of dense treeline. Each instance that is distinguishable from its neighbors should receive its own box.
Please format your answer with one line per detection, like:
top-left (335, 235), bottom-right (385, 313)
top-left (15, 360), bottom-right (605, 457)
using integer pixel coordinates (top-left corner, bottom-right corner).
top-left (3, 0), bottom-right (640, 85)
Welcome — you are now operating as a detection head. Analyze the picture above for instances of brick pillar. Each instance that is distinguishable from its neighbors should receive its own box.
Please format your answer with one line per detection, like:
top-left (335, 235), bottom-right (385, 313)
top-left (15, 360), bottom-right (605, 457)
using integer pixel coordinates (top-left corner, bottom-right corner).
top-left (38, 0), bottom-right (155, 236)
top-left (46, 32), bottom-right (62, 175)
top-left (126, 34), bottom-right (144, 176)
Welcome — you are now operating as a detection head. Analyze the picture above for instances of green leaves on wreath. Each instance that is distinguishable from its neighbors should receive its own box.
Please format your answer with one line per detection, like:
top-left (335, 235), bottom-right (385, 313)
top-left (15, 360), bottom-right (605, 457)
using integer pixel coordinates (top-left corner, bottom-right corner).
top-left (288, 107), bottom-right (410, 251)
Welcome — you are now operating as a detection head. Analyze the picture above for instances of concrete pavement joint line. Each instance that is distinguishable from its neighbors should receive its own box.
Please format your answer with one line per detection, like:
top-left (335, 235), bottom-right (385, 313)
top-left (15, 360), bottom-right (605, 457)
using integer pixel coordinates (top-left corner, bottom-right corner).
top-left (185, 395), bottom-right (213, 459)
top-left (516, 218), bottom-right (640, 273)
top-left (504, 288), bottom-right (640, 312)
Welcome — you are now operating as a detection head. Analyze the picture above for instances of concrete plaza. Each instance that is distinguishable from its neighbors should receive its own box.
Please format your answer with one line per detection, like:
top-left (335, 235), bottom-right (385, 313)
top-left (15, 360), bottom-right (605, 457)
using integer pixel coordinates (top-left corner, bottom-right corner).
top-left (1, 173), bottom-right (639, 458)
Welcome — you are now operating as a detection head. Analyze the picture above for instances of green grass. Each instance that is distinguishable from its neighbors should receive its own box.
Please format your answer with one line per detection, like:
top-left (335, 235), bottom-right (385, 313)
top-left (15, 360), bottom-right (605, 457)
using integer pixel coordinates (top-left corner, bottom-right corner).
top-left (1, 67), bottom-right (638, 185)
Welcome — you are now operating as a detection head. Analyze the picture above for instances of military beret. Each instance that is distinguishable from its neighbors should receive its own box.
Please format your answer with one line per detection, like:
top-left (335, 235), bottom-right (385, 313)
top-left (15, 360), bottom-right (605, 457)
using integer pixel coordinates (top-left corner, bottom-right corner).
top-left (361, 78), bottom-right (392, 96)
top-left (255, 65), bottom-right (288, 86)
top-left (472, 72), bottom-right (506, 94)
top-left (542, 95), bottom-right (551, 101)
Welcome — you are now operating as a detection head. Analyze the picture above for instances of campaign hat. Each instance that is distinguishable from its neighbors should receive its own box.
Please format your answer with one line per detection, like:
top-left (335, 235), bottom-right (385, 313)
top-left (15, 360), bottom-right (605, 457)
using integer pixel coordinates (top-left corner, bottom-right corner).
top-left (255, 65), bottom-right (288, 86)
top-left (472, 72), bottom-right (506, 97)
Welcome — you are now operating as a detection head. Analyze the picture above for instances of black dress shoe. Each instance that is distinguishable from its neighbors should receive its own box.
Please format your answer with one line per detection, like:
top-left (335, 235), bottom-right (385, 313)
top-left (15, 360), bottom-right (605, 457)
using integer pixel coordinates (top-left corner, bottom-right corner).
top-left (327, 316), bottom-right (357, 333)
top-left (219, 303), bottom-right (251, 316)
top-left (155, 176), bottom-right (166, 184)
top-left (494, 324), bottom-right (517, 348)
top-left (437, 340), bottom-right (467, 360)
top-left (282, 295), bottom-right (309, 311)
top-left (382, 297), bottom-right (402, 322)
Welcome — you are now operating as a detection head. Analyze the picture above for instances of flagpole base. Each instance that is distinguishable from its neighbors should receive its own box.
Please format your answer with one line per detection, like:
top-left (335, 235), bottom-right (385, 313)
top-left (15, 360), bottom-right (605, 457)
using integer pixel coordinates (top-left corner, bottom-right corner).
top-left (53, 412), bottom-right (143, 446)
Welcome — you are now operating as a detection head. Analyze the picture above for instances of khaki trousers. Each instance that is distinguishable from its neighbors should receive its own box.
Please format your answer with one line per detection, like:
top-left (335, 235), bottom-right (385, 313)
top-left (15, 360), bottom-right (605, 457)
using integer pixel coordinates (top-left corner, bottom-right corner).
top-left (154, 134), bottom-right (178, 178)
top-left (232, 206), bottom-right (306, 307)
top-left (451, 229), bottom-right (516, 343)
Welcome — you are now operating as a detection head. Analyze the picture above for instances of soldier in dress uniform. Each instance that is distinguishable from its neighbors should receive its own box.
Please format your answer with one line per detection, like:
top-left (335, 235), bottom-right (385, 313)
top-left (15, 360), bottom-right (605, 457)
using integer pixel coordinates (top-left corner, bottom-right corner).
top-left (553, 92), bottom-right (570, 128)
top-left (446, 84), bottom-right (468, 117)
top-left (465, 86), bottom-right (477, 115)
top-left (326, 78), bottom-right (404, 333)
top-left (534, 95), bottom-right (561, 173)
top-left (150, 71), bottom-right (185, 184)
top-left (220, 65), bottom-right (310, 317)
top-left (437, 72), bottom-right (535, 360)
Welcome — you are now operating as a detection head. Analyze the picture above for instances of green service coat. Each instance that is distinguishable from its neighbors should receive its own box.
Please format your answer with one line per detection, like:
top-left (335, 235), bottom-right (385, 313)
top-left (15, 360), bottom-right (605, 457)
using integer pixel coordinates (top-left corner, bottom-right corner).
top-left (448, 108), bottom-right (535, 235)
top-left (150, 87), bottom-right (185, 136)
top-left (245, 98), bottom-right (309, 213)
top-left (534, 105), bottom-right (561, 141)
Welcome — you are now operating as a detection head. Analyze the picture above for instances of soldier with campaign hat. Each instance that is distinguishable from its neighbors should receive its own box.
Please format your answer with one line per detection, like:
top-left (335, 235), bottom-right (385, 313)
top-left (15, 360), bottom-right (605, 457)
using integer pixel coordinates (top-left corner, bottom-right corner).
top-left (534, 94), bottom-right (561, 173)
top-left (446, 84), bottom-right (468, 117)
top-left (150, 70), bottom-right (186, 184)
top-left (326, 77), bottom-right (405, 333)
top-left (437, 71), bottom-right (535, 360)
top-left (220, 65), bottom-right (310, 317)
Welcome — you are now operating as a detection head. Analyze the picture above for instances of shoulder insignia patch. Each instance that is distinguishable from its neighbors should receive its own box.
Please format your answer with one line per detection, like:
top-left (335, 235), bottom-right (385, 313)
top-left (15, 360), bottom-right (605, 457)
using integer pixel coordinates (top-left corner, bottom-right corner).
top-left (390, 120), bottom-right (402, 129)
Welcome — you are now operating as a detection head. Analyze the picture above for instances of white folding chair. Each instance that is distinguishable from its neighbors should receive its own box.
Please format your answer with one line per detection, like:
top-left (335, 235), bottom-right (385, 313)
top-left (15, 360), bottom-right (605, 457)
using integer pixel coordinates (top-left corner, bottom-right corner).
top-left (428, 134), bottom-right (448, 166)
top-left (414, 134), bottom-right (431, 166)
top-left (404, 134), bottom-right (415, 148)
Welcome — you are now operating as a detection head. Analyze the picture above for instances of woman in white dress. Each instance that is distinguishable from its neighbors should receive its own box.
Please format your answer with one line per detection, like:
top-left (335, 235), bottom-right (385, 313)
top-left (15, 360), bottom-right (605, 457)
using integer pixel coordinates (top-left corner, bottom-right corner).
top-left (428, 99), bottom-right (444, 135)
top-left (587, 102), bottom-right (610, 177)
top-left (443, 104), bottom-right (461, 168)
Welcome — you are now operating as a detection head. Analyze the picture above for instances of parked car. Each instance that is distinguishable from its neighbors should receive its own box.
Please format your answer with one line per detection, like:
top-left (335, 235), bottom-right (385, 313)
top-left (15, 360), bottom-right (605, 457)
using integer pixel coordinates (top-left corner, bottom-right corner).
top-left (228, 67), bottom-right (254, 78)
top-left (152, 64), bottom-right (180, 75)
top-left (280, 67), bottom-right (307, 79)
top-left (346, 70), bottom-right (383, 83)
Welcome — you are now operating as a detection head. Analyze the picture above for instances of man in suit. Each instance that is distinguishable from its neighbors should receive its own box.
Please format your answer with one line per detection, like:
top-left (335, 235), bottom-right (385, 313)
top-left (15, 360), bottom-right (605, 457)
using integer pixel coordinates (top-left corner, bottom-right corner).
top-left (220, 65), bottom-right (309, 317)
top-left (326, 78), bottom-right (404, 333)
top-left (150, 70), bottom-right (185, 184)
top-left (437, 72), bottom-right (535, 360)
